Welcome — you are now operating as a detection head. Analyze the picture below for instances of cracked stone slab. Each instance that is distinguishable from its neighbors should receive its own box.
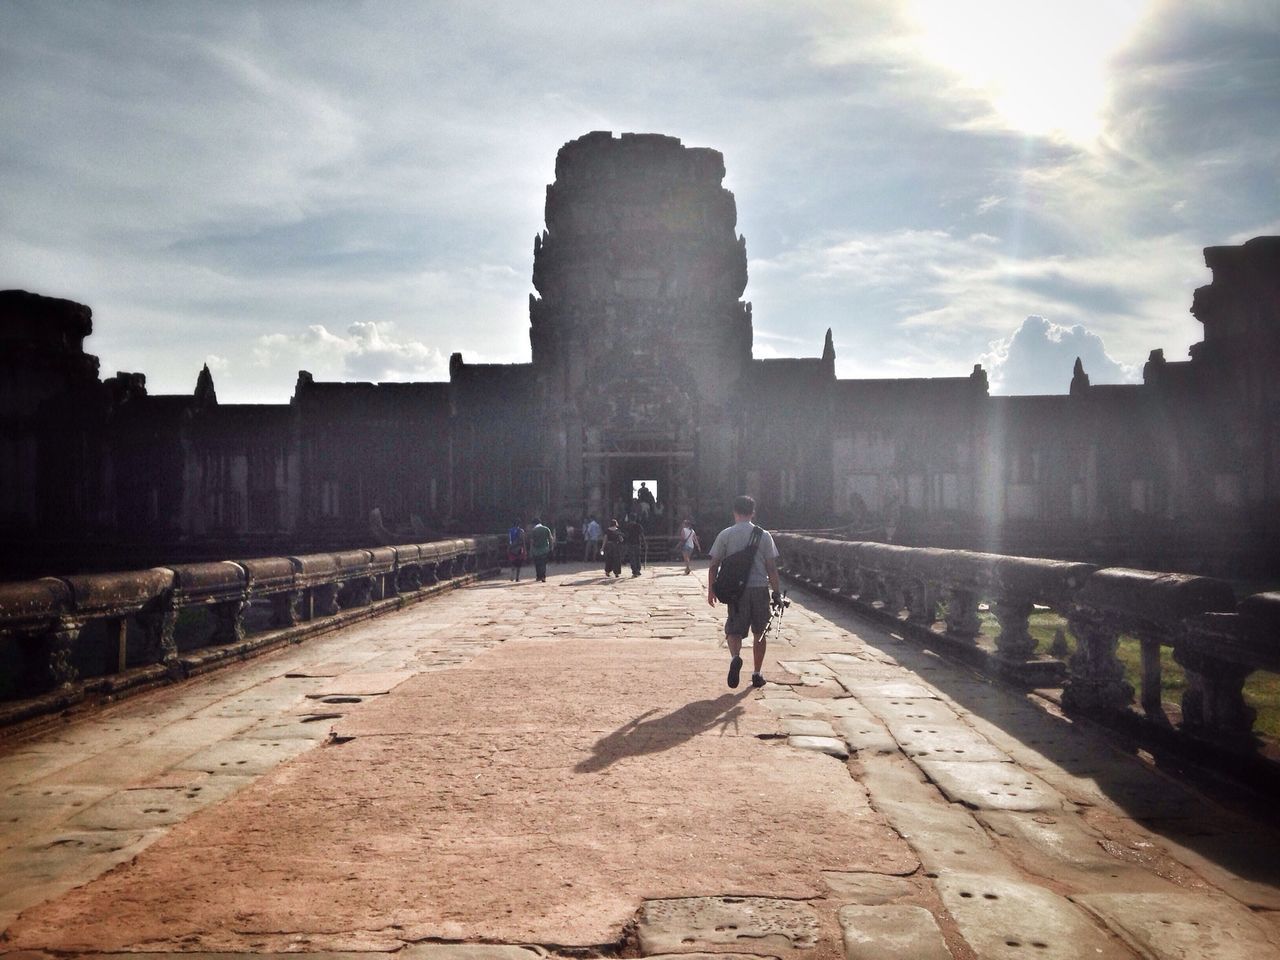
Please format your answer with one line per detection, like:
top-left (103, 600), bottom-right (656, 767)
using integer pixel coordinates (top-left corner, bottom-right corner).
top-left (822, 871), bottom-right (915, 904)
top-left (174, 737), bottom-right (314, 776)
top-left (832, 716), bottom-right (898, 756)
top-left (859, 697), bottom-right (961, 725)
top-left (66, 778), bottom-right (253, 830)
top-left (780, 718), bottom-right (837, 738)
top-left (839, 904), bottom-right (950, 960)
top-left (873, 799), bottom-right (1015, 876)
top-left (838, 679), bottom-right (939, 699)
top-left (859, 755), bottom-right (942, 808)
top-left (887, 721), bottom-right (1010, 762)
top-left (1073, 891), bottom-right (1279, 959)
top-left (636, 896), bottom-right (821, 955)
top-left (936, 871), bottom-right (1132, 959)
top-left (976, 811), bottom-right (1176, 893)
top-left (788, 735), bottom-right (849, 759)
top-left (401, 945), bottom-right (552, 960)
top-left (915, 759), bottom-right (1064, 812)
top-left (778, 660), bottom-right (836, 678)
top-left (760, 698), bottom-right (829, 718)
top-left (312, 671), bottom-right (416, 696)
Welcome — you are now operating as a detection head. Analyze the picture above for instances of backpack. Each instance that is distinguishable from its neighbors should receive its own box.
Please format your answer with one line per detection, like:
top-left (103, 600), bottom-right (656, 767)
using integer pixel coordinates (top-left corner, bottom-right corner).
top-left (712, 525), bottom-right (763, 604)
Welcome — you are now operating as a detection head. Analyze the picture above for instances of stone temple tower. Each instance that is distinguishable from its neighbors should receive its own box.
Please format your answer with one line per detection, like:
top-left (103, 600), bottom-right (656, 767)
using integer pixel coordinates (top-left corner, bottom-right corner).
top-left (529, 131), bottom-right (754, 526)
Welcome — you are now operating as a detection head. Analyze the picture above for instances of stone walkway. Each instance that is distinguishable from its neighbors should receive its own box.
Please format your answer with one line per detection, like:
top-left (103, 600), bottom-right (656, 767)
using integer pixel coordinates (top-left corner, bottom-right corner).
top-left (1, 562), bottom-right (1278, 959)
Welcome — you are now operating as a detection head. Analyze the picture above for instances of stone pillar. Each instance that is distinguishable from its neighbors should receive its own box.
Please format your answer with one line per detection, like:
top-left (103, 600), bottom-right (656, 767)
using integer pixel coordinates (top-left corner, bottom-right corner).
top-left (906, 580), bottom-right (939, 626)
top-left (137, 608), bottom-right (179, 670)
top-left (312, 583), bottom-right (340, 617)
top-left (272, 590), bottom-right (302, 627)
top-left (992, 595), bottom-right (1036, 661)
top-left (20, 622), bottom-right (82, 693)
top-left (211, 600), bottom-right (246, 644)
top-left (1173, 646), bottom-right (1256, 741)
top-left (1062, 611), bottom-right (1134, 715)
top-left (944, 588), bottom-right (981, 642)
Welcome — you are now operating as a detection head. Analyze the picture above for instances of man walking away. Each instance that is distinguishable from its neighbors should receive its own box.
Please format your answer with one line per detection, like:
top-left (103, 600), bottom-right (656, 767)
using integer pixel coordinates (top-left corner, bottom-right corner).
top-left (584, 516), bottom-right (602, 562)
top-left (706, 495), bottom-right (781, 689)
top-left (528, 517), bottom-right (554, 583)
top-left (624, 514), bottom-right (646, 577)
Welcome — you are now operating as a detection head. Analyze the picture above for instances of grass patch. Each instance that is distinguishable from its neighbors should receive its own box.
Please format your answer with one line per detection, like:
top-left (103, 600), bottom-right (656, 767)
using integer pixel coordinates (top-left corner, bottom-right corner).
top-left (977, 607), bottom-right (1280, 742)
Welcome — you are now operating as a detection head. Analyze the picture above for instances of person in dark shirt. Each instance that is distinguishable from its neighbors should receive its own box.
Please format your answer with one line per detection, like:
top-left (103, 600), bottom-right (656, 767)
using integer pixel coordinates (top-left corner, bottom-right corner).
top-left (624, 514), bottom-right (646, 577)
top-left (602, 519), bottom-right (624, 578)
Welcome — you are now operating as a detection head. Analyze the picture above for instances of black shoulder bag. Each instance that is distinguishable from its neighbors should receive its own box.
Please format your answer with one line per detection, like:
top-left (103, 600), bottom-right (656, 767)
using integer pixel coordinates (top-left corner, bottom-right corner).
top-left (712, 525), bottom-right (763, 604)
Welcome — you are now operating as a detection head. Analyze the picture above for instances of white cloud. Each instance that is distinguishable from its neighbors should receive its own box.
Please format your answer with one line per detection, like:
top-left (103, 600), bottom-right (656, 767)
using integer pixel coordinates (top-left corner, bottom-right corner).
top-left (252, 321), bottom-right (447, 383)
top-left (981, 315), bottom-right (1139, 395)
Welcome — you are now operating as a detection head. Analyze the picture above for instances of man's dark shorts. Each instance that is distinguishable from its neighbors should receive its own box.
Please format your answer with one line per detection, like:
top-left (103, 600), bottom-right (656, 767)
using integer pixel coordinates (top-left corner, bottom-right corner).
top-left (725, 586), bottom-right (772, 638)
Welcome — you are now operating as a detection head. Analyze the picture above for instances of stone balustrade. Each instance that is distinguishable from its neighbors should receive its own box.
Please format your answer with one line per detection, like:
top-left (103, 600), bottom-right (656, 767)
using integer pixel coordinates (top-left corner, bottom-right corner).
top-left (774, 533), bottom-right (1279, 756)
top-left (0, 535), bottom-right (504, 722)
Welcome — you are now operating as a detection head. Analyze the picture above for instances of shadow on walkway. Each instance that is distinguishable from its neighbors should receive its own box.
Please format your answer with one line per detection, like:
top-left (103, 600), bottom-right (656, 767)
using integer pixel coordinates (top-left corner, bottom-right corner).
top-left (575, 691), bottom-right (752, 774)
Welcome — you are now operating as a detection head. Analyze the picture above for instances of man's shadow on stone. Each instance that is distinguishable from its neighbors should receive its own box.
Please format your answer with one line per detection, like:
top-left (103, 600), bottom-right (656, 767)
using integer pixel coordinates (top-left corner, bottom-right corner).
top-left (574, 691), bottom-right (751, 774)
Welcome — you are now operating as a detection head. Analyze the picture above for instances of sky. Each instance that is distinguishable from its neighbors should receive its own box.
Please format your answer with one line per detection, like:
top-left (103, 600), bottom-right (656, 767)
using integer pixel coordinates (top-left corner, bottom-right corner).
top-left (1, 1), bottom-right (1277, 401)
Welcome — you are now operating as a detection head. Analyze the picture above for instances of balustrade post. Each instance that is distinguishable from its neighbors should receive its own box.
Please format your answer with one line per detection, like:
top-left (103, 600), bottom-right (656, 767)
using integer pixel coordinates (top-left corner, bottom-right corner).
top-left (313, 583), bottom-right (340, 617)
top-left (884, 576), bottom-right (908, 617)
top-left (1138, 637), bottom-right (1164, 718)
top-left (20, 621), bottom-right (82, 693)
top-left (1173, 645), bottom-right (1256, 741)
top-left (211, 600), bottom-right (247, 644)
top-left (993, 595), bottom-right (1036, 660)
top-left (944, 588), bottom-right (981, 642)
top-left (906, 579), bottom-right (938, 626)
top-left (423, 562), bottom-right (439, 585)
top-left (272, 591), bottom-right (302, 627)
top-left (137, 608), bottom-right (180, 671)
top-left (1062, 610), bottom-right (1134, 715)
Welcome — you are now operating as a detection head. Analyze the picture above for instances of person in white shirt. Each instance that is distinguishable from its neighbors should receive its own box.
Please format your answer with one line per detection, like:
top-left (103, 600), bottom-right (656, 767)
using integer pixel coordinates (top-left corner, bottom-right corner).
top-left (706, 495), bottom-right (781, 690)
top-left (677, 519), bottom-right (701, 575)
top-left (583, 516), bottom-right (603, 562)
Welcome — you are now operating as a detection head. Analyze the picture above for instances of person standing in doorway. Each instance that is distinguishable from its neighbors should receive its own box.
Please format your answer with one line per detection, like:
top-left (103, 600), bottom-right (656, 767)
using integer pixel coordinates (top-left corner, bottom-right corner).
top-left (584, 516), bottom-right (602, 562)
top-left (602, 518), bottom-right (624, 578)
top-left (706, 495), bottom-right (781, 689)
top-left (529, 516), bottom-right (554, 582)
top-left (677, 518), bottom-right (701, 575)
top-left (507, 519), bottom-right (527, 582)
top-left (624, 514), bottom-right (646, 577)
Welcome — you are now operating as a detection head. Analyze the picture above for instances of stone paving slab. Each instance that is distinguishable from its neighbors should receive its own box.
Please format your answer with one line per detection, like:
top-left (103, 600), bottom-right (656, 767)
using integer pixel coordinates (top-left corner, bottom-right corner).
top-left (838, 903), bottom-right (951, 960)
top-left (886, 720), bottom-right (1011, 762)
top-left (636, 896), bottom-right (821, 955)
top-left (1073, 891), bottom-right (1280, 959)
top-left (915, 758), bottom-right (1065, 812)
top-left (976, 810), bottom-right (1178, 894)
top-left (858, 696), bottom-right (962, 724)
top-left (935, 871), bottom-right (1133, 959)
top-left (821, 871), bottom-right (916, 904)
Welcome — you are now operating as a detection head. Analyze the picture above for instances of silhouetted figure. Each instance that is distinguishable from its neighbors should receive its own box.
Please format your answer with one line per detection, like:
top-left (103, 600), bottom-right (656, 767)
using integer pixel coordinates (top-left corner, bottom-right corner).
top-left (507, 519), bottom-right (527, 582)
top-left (602, 518), bottom-right (624, 578)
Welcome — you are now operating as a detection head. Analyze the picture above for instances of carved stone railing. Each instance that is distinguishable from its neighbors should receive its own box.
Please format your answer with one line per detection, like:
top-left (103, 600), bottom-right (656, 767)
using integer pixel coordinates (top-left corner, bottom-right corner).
top-left (775, 533), bottom-right (1279, 760)
top-left (0, 535), bottom-right (504, 724)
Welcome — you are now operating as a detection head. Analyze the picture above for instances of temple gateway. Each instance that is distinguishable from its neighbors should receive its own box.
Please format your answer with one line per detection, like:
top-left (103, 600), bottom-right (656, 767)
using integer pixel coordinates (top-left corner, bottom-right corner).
top-left (2, 131), bottom-right (1277, 577)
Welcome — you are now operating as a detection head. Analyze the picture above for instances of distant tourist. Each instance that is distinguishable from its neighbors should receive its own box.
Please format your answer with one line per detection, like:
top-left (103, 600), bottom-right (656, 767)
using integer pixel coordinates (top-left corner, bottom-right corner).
top-left (624, 514), bottom-right (646, 577)
top-left (602, 518), bottom-right (624, 578)
top-left (706, 495), bottom-right (781, 690)
top-left (507, 519), bottom-right (527, 582)
top-left (528, 517), bottom-right (554, 582)
top-left (636, 482), bottom-right (656, 519)
top-left (555, 519), bottom-right (569, 562)
top-left (677, 518), bottom-right (701, 575)
top-left (584, 516), bottom-right (603, 562)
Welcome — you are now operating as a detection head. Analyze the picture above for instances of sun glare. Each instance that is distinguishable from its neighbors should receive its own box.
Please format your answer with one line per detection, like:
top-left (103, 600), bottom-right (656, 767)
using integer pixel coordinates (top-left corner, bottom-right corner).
top-left (905, 0), bottom-right (1151, 145)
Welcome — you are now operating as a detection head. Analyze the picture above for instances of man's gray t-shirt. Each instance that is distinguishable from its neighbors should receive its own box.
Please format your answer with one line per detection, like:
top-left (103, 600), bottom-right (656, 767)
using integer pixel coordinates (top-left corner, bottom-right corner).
top-left (708, 521), bottom-right (779, 588)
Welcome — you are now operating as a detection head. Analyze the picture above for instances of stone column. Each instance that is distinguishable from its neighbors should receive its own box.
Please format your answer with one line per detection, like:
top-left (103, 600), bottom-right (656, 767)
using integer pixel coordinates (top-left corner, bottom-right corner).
top-left (211, 600), bottom-right (247, 644)
top-left (272, 590), bottom-right (302, 627)
top-left (906, 580), bottom-right (939, 626)
top-left (1173, 645), bottom-right (1256, 741)
top-left (944, 588), bottom-right (981, 642)
top-left (1062, 610), bottom-right (1134, 715)
top-left (992, 595), bottom-right (1036, 661)
top-left (137, 608), bottom-right (180, 671)
top-left (20, 622), bottom-right (82, 694)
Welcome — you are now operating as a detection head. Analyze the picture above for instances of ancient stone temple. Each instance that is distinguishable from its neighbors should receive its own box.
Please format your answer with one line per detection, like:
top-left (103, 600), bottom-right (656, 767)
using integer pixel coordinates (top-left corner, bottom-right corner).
top-left (1, 133), bottom-right (1278, 579)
